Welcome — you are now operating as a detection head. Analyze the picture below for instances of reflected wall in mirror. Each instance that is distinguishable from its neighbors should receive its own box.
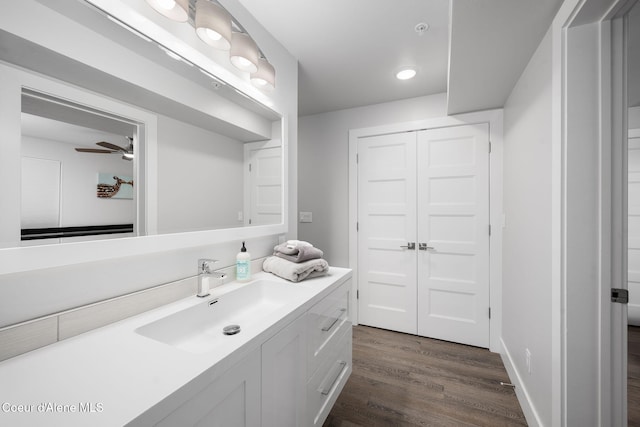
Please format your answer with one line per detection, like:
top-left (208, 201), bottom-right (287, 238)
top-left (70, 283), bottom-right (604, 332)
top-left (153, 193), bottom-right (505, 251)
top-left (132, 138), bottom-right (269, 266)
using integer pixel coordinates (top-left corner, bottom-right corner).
top-left (20, 90), bottom-right (138, 245)
top-left (156, 115), bottom-right (282, 234)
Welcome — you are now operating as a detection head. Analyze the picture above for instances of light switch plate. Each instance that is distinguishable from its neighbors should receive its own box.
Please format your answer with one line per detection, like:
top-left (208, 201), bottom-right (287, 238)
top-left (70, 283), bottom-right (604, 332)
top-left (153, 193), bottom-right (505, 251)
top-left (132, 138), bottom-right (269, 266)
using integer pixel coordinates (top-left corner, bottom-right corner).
top-left (299, 212), bottom-right (313, 223)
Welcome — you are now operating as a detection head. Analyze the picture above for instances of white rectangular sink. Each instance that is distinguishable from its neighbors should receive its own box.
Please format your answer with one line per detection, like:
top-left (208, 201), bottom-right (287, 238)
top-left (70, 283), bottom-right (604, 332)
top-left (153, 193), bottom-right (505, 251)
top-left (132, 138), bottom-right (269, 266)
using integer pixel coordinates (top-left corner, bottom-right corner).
top-left (135, 280), bottom-right (309, 354)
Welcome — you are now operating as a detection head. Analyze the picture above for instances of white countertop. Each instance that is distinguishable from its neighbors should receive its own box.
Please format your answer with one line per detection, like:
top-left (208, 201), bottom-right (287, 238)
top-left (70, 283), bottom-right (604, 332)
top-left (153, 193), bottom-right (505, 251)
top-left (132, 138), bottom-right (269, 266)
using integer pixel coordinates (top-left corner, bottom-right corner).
top-left (0, 268), bottom-right (352, 427)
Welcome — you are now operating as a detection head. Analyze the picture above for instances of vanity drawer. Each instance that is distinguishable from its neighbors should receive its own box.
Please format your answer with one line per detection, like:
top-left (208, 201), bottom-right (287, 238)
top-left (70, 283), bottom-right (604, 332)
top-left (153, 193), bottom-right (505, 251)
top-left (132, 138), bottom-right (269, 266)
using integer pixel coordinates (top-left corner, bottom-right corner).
top-left (306, 279), bottom-right (351, 377)
top-left (307, 326), bottom-right (352, 427)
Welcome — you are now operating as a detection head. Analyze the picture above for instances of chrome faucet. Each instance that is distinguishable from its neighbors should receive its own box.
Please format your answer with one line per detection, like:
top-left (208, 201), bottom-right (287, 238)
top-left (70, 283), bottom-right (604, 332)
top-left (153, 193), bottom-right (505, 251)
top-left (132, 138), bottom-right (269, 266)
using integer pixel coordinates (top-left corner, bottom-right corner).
top-left (197, 259), bottom-right (227, 298)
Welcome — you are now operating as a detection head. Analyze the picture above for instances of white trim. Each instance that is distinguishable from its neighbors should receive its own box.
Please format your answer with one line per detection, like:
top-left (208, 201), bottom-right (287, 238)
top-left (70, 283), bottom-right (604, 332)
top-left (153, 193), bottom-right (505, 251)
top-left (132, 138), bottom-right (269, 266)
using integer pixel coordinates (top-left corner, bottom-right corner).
top-left (500, 338), bottom-right (543, 427)
top-left (348, 109), bottom-right (504, 352)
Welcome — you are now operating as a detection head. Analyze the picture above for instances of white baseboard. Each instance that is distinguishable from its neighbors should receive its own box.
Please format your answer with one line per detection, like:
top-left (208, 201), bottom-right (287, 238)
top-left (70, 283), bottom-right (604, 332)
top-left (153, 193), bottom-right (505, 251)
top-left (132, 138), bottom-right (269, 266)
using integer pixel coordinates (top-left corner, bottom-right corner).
top-left (500, 338), bottom-right (544, 427)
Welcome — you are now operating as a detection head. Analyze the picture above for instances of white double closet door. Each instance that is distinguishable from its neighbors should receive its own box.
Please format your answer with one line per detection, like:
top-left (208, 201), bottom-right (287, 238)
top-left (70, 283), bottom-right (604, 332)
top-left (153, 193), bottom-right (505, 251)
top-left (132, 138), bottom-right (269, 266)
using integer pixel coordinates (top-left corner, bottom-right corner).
top-left (357, 123), bottom-right (490, 348)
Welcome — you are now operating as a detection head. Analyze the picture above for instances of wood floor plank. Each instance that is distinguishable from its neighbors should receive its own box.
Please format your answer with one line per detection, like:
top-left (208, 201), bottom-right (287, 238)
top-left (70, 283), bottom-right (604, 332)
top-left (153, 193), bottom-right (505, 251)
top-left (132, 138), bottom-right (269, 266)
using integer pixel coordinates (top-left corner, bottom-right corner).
top-left (324, 326), bottom-right (527, 427)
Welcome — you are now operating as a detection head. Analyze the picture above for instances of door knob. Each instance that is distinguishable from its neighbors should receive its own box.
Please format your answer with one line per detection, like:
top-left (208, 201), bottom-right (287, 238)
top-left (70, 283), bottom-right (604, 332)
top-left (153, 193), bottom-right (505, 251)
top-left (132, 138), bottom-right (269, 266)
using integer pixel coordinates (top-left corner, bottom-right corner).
top-left (400, 242), bottom-right (416, 250)
top-left (419, 243), bottom-right (435, 251)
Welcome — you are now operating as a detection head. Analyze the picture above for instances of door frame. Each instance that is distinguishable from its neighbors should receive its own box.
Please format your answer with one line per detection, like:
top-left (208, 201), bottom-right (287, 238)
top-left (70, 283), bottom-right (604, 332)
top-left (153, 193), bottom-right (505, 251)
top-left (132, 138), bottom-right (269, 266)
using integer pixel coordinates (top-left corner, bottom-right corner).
top-left (556, 0), bottom-right (634, 424)
top-left (348, 109), bottom-right (504, 352)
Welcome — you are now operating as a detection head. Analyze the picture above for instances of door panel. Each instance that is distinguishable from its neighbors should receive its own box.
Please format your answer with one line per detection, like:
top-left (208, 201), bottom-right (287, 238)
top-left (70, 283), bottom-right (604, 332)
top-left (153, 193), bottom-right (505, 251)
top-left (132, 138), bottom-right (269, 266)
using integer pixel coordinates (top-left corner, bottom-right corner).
top-left (357, 132), bottom-right (417, 334)
top-left (417, 124), bottom-right (490, 347)
top-left (245, 140), bottom-right (282, 226)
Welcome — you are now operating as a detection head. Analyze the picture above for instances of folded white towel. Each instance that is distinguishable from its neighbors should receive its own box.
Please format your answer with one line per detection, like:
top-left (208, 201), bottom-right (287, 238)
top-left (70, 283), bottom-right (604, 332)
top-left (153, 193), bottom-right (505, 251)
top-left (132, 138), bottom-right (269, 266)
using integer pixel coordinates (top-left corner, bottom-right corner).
top-left (274, 243), bottom-right (324, 263)
top-left (263, 256), bottom-right (329, 283)
top-left (286, 240), bottom-right (313, 250)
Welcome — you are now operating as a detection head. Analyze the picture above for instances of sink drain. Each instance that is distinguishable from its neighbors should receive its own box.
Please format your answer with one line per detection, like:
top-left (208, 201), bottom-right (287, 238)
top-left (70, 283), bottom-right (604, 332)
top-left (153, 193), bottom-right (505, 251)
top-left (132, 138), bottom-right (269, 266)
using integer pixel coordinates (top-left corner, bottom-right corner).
top-left (223, 324), bottom-right (241, 336)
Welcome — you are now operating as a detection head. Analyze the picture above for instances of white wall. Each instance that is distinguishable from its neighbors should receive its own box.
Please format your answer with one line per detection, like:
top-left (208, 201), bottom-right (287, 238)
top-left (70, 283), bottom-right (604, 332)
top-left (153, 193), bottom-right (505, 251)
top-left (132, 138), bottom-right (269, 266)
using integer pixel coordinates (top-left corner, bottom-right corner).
top-left (502, 28), bottom-right (553, 426)
top-left (157, 115), bottom-right (244, 233)
top-left (298, 94), bottom-right (447, 266)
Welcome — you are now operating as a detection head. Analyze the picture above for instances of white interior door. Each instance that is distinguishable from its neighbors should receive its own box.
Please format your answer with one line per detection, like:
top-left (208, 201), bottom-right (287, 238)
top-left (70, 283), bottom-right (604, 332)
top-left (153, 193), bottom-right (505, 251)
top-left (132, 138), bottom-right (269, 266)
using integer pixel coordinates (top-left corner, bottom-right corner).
top-left (357, 132), bottom-right (418, 334)
top-left (244, 140), bottom-right (282, 226)
top-left (416, 124), bottom-right (490, 347)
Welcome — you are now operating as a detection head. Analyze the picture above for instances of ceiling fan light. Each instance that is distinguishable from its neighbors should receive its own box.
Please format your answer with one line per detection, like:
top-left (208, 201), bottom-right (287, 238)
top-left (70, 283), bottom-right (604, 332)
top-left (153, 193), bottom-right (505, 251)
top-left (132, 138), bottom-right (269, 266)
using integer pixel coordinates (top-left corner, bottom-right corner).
top-left (251, 58), bottom-right (275, 90)
top-left (230, 32), bottom-right (259, 73)
top-left (145, 0), bottom-right (189, 22)
top-left (195, 0), bottom-right (232, 50)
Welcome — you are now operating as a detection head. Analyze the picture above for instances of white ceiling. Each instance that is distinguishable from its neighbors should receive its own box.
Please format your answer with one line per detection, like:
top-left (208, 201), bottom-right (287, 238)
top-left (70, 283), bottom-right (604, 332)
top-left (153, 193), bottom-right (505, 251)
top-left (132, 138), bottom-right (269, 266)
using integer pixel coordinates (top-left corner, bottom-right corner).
top-left (238, 0), bottom-right (564, 116)
top-left (21, 113), bottom-right (128, 149)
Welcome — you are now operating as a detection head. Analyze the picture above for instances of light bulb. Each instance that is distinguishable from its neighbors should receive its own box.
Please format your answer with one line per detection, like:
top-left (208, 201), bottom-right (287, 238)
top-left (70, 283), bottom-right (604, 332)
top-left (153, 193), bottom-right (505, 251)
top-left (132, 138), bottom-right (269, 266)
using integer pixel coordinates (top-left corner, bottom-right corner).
top-left (156, 0), bottom-right (176, 10)
top-left (234, 57), bottom-right (252, 68)
top-left (205, 28), bottom-right (222, 41)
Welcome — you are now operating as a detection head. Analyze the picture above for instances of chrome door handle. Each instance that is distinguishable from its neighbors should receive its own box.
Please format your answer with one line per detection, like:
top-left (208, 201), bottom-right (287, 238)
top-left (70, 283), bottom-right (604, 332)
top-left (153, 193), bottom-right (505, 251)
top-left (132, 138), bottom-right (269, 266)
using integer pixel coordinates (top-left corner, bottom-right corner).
top-left (419, 243), bottom-right (435, 251)
top-left (400, 242), bottom-right (415, 250)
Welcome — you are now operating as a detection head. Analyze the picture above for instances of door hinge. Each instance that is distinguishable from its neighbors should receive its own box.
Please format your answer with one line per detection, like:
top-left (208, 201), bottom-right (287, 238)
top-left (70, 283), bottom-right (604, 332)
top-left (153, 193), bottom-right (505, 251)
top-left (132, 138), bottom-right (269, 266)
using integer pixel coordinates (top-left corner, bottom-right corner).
top-left (356, 153), bottom-right (359, 164)
top-left (249, 219), bottom-right (252, 225)
top-left (489, 224), bottom-right (492, 236)
top-left (611, 288), bottom-right (629, 304)
top-left (488, 307), bottom-right (491, 319)
top-left (356, 222), bottom-right (359, 232)
top-left (489, 142), bottom-right (492, 153)
top-left (249, 163), bottom-right (252, 172)
top-left (357, 290), bottom-right (359, 299)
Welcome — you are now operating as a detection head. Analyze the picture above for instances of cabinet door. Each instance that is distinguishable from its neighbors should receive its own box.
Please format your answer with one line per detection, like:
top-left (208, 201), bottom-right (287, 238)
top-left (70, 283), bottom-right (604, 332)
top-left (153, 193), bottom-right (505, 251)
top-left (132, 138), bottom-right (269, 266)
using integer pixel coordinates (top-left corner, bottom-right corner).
top-left (262, 316), bottom-right (307, 427)
top-left (156, 351), bottom-right (261, 427)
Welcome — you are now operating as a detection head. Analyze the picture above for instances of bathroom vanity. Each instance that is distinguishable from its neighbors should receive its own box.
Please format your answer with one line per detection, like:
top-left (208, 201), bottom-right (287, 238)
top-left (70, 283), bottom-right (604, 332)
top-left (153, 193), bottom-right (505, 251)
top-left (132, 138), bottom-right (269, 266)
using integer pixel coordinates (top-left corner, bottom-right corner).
top-left (0, 268), bottom-right (352, 426)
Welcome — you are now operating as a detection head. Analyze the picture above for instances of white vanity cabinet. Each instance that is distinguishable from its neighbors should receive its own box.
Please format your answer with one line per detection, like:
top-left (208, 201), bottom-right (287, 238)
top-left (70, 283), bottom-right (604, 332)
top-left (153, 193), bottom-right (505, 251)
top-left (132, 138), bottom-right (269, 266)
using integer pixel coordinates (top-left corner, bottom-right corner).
top-left (262, 277), bottom-right (352, 427)
top-left (262, 314), bottom-right (308, 427)
top-left (306, 279), bottom-right (352, 426)
top-left (152, 351), bottom-right (262, 427)
top-left (132, 275), bottom-right (352, 427)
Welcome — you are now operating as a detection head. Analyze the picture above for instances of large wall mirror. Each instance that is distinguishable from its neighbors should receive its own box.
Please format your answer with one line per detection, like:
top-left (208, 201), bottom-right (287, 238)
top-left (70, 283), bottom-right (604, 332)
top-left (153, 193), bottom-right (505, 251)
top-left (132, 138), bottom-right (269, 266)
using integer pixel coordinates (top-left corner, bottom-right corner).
top-left (0, 0), bottom-right (286, 271)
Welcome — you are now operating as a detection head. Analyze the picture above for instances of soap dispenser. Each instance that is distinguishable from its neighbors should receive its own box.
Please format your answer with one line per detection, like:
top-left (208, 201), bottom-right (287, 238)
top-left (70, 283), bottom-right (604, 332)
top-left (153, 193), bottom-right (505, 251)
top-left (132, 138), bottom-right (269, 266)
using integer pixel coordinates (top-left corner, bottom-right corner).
top-left (236, 241), bottom-right (251, 281)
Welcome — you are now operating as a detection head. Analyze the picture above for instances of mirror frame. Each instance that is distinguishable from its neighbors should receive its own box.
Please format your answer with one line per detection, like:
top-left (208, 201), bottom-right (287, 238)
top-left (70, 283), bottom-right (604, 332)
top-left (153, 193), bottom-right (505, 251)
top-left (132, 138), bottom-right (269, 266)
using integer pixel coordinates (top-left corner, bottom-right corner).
top-left (0, 55), bottom-right (288, 275)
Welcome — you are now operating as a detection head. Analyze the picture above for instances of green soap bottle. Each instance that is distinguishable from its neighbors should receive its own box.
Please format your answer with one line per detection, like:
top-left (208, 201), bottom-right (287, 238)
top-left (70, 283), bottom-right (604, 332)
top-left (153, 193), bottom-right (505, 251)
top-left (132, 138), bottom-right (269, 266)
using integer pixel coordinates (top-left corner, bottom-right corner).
top-left (236, 241), bottom-right (251, 281)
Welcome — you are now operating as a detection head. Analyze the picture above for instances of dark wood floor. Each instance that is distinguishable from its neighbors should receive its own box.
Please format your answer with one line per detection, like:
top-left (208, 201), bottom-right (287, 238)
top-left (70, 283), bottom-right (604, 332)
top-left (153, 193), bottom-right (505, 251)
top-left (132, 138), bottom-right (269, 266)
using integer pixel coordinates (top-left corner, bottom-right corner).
top-left (630, 326), bottom-right (640, 425)
top-left (324, 325), bottom-right (527, 427)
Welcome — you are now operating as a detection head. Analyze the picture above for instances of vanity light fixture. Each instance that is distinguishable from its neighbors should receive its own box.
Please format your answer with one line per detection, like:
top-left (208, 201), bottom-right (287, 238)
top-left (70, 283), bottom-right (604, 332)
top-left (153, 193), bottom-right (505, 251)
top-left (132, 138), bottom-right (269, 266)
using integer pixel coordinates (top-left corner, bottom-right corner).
top-left (145, 0), bottom-right (189, 22)
top-left (144, 0), bottom-right (276, 91)
top-left (195, 0), bottom-right (232, 50)
top-left (251, 58), bottom-right (276, 90)
top-left (229, 32), bottom-right (259, 73)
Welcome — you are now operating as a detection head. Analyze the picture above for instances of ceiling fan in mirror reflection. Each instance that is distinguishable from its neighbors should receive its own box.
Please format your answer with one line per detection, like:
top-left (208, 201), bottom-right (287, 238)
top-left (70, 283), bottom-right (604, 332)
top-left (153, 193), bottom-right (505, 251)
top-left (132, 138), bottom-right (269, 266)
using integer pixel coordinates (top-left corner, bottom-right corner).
top-left (75, 136), bottom-right (134, 161)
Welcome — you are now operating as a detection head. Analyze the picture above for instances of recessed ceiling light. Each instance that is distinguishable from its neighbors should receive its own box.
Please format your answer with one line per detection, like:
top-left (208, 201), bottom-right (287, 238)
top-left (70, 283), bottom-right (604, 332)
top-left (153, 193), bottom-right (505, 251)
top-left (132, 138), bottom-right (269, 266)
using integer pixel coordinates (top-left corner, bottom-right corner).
top-left (396, 68), bottom-right (417, 80)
